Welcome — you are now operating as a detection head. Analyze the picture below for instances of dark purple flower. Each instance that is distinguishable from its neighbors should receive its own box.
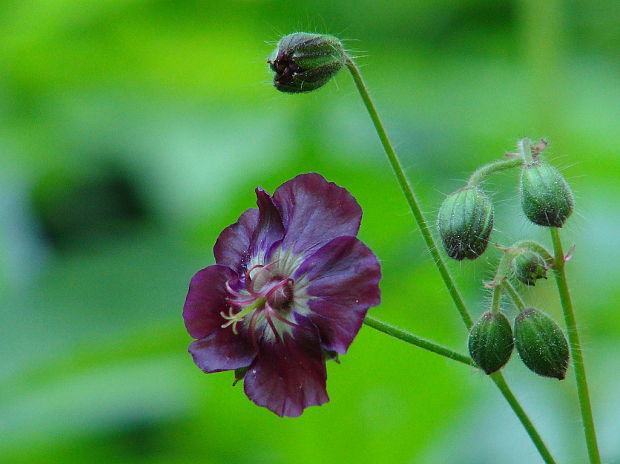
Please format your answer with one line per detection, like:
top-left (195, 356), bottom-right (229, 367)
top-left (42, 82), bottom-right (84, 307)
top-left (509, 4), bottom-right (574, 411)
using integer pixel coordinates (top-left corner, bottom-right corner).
top-left (183, 173), bottom-right (381, 417)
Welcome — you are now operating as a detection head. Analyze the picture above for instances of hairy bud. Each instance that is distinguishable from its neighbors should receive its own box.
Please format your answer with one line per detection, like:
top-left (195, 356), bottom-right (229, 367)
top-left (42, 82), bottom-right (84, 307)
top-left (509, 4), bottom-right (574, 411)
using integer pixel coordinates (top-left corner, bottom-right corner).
top-left (520, 162), bottom-right (574, 228)
top-left (514, 250), bottom-right (548, 286)
top-left (437, 186), bottom-right (494, 260)
top-left (268, 32), bottom-right (346, 93)
top-left (468, 312), bottom-right (514, 374)
top-left (514, 308), bottom-right (569, 380)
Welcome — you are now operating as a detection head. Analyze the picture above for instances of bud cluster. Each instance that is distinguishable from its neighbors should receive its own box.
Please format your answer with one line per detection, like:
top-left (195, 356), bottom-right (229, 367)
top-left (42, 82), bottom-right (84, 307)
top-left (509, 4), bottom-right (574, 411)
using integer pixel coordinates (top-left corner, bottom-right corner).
top-left (468, 302), bottom-right (569, 379)
top-left (437, 139), bottom-right (573, 262)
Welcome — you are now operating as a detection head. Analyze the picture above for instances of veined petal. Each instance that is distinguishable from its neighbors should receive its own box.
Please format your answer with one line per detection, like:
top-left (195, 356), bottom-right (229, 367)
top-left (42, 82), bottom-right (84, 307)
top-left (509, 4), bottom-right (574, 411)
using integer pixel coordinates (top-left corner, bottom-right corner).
top-left (295, 236), bottom-right (381, 354)
top-left (214, 208), bottom-right (259, 272)
top-left (189, 328), bottom-right (256, 373)
top-left (183, 265), bottom-right (237, 339)
top-left (243, 317), bottom-right (328, 417)
top-left (273, 173), bottom-right (362, 256)
top-left (250, 188), bottom-right (285, 261)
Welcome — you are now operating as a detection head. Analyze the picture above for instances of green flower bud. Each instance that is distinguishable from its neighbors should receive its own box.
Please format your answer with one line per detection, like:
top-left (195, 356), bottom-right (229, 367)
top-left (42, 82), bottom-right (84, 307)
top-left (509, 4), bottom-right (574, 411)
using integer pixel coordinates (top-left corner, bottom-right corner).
top-left (520, 162), bottom-right (574, 228)
top-left (514, 250), bottom-right (548, 286)
top-left (268, 32), bottom-right (346, 93)
top-left (437, 186), bottom-right (494, 260)
top-left (468, 312), bottom-right (514, 374)
top-left (514, 308), bottom-right (569, 380)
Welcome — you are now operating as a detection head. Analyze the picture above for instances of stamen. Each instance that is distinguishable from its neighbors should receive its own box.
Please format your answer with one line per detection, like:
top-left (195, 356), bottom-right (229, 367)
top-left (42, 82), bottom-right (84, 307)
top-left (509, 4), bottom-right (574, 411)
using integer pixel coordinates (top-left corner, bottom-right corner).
top-left (227, 296), bottom-right (260, 307)
top-left (269, 307), bottom-right (311, 331)
top-left (246, 264), bottom-right (265, 283)
top-left (248, 309), bottom-right (260, 352)
top-left (246, 260), bottom-right (282, 295)
top-left (225, 278), bottom-right (244, 298)
top-left (264, 308), bottom-right (283, 344)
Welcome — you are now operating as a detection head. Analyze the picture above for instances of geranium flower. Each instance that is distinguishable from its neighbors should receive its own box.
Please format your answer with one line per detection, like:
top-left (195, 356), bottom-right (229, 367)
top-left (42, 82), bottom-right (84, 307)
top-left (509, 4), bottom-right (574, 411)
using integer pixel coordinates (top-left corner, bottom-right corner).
top-left (183, 173), bottom-right (381, 417)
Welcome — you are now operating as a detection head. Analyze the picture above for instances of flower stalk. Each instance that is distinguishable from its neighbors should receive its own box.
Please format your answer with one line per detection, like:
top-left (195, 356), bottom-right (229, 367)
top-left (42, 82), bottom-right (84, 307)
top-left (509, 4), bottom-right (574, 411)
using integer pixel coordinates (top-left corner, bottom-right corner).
top-left (489, 373), bottom-right (558, 464)
top-left (468, 158), bottom-right (524, 186)
top-left (502, 280), bottom-right (527, 311)
top-left (344, 57), bottom-right (473, 329)
top-left (550, 227), bottom-right (601, 464)
top-left (490, 285), bottom-right (502, 314)
top-left (363, 315), bottom-right (473, 366)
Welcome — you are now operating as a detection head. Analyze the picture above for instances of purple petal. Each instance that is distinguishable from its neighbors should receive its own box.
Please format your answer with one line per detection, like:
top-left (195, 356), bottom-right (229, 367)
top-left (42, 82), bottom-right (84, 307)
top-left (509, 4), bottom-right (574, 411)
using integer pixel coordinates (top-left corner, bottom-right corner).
top-left (189, 329), bottom-right (256, 373)
top-left (214, 208), bottom-right (259, 272)
top-left (272, 173), bottom-right (362, 256)
top-left (294, 236), bottom-right (381, 354)
top-left (183, 265), bottom-right (236, 339)
top-left (250, 188), bottom-right (285, 260)
top-left (243, 319), bottom-right (328, 417)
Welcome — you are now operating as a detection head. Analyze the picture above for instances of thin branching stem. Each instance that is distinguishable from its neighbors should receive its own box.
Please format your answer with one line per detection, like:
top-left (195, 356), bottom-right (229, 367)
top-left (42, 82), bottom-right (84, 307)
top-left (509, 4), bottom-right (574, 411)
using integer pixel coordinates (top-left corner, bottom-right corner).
top-left (468, 158), bottom-right (524, 186)
top-left (550, 227), bottom-right (601, 464)
top-left (513, 240), bottom-right (554, 265)
top-left (345, 57), bottom-right (472, 328)
top-left (345, 57), bottom-right (557, 464)
top-left (490, 373), bottom-right (558, 464)
top-left (491, 285), bottom-right (502, 314)
top-left (502, 280), bottom-right (527, 311)
top-left (363, 316), bottom-right (473, 366)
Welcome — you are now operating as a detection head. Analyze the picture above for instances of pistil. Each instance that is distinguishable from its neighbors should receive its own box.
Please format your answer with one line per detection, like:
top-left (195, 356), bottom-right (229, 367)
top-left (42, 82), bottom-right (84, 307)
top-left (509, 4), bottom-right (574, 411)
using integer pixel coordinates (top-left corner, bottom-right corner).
top-left (220, 297), bottom-right (266, 334)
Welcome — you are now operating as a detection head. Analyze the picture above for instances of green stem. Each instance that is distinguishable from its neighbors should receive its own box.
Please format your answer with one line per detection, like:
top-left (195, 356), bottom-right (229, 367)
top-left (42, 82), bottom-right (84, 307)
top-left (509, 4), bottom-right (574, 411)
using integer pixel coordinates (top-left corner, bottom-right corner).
top-left (491, 285), bottom-right (502, 314)
top-left (503, 280), bottom-right (527, 311)
top-left (345, 58), bottom-right (472, 329)
top-left (513, 240), bottom-right (554, 265)
top-left (345, 57), bottom-right (557, 464)
top-left (518, 137), bottom-right (534, 162)
top-left (490, 373), bottom-right (558, 464)
top-left (550, 228), bottom-right (601, 464)
top-left (468, 158), bottom-right (524, 186)
top-left (492, 247), bottom-right (522, 285)
top-left (363, 315), bottom-right (473, 366)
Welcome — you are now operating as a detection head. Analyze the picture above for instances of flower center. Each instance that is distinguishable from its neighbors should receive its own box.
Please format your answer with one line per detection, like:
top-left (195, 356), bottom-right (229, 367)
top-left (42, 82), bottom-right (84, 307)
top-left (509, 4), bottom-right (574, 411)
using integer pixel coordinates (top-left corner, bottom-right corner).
top-left (220, 262), bottom-right (296, 336)
top-left (266, 278), bottom-right (294, 310)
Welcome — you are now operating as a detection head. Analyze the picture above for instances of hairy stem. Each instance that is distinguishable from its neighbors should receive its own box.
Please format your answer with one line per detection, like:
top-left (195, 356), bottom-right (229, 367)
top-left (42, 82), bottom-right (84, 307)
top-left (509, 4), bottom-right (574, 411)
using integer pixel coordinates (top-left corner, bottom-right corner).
top-left (345, 57), bottom-right (472, 329)
top-left (345, 57), bottom-right (557, 464)
top-left (513, 240), bottom-right (554, 265)
top-left (492, 247), bottom-right (522, 285)
top-left (363, 316), bottom-right (473, 366)
top-left (518, 137), bottom-right (534, 162)
top-left (491, 285), bottom-right (502, 314)
top-left (502, 280), bottom-right (527, 311)
top-left (550, 227), bottom-right (601, 464)
top-left (468, 158), bottom-right (524, 186)
top-left (490, 373), bottom-right (558, 464)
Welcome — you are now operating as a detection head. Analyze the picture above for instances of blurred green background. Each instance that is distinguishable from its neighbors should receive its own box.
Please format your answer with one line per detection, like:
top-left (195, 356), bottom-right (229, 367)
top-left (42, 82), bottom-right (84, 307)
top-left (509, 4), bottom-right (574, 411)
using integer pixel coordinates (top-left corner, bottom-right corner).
top-left (1, 0), bottom-right (619, 463)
